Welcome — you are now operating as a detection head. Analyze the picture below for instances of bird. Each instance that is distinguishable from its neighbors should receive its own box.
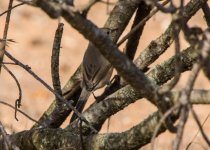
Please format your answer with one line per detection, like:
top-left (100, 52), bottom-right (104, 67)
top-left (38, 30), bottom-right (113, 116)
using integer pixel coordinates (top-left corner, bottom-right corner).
top-left (70, 28), bottom-right (114, 123)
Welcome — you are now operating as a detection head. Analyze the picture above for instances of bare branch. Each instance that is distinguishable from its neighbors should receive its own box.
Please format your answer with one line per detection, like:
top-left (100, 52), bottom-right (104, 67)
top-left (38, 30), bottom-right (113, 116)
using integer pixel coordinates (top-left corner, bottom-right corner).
top-left (67, 45), bottom-right (200, 133)
top-left (2, 65), bottom-right (22, 121)
top-left (123, 1), bottom-right (152, 60)
top-left (174, 29), bottom-right (210, 150)
top-left (0, 100), bottom-right (39, 124)
top-left (51, 23), bottom-right (63, 97)
top-left (187, 113), bottom-right (210, 149)
top-left (0, 0), bottom-right (14, 72)
top-left (151, 104), bottom-right (180, 150)
top-left (33, 0), bottom-right (140, 129)
top-left (202, 3), bottom-right (210, 27)
top-left (173, 106), bottom-right (188, 150)
top-left (117, 0), bottom-right (169, 47)
top-left (191, 108), bottom-right (210, 146)
top-left (4, 51), bottom-right (97, 133)
top-left (0, 2), bottom-right (25, 17)
top-left (134, 0), bottom-right (207, 75)
top-left (1, 88), bottom-right (210, 149)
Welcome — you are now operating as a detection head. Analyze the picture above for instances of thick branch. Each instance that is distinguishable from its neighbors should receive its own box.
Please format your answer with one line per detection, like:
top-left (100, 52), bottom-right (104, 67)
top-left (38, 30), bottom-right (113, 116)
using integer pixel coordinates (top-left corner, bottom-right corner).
top-left (61, 1), bottom-right (158, 104)
top-left (134, 0), bottom-right (207, 73)
top-left (124, 2), bottom-right (151, 60)
top-left (67, 46), bottom-right (198, 133)
top-left (33, 0), bottom-right (139, 128)
top-left (90, 97), bottom-right (210, 150)
top-left (32, 0), bottom-right (207, 129)
top-left (1, 90), bottom-right (210, 149)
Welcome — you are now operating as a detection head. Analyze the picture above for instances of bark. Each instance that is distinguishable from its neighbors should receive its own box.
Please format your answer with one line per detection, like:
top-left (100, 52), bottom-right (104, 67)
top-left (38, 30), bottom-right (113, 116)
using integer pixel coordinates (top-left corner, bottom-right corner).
top-left (1, 90), bottom-right (210, 149)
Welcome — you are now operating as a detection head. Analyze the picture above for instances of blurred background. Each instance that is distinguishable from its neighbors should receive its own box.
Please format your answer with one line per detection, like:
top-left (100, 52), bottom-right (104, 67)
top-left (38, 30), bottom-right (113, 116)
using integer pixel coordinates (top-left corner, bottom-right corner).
top-left (0, 0), bottom-right (210, 149)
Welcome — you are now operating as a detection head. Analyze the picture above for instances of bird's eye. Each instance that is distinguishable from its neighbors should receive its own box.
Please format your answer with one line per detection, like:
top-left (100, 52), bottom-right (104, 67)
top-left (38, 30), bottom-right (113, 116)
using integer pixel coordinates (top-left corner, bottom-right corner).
top-left (107, 31), bottom-right (110, 34)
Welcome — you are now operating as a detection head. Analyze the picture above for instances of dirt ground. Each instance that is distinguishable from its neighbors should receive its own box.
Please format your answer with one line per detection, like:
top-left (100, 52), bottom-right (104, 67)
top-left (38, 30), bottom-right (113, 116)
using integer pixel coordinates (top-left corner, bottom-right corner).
top-left (0, 1), bottom-right (210, 149)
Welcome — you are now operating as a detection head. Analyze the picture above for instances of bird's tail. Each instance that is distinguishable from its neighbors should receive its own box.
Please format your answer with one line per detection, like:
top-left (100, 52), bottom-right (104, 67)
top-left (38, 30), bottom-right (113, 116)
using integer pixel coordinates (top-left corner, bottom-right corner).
top-left (70, 87), bottom-right (91, 123)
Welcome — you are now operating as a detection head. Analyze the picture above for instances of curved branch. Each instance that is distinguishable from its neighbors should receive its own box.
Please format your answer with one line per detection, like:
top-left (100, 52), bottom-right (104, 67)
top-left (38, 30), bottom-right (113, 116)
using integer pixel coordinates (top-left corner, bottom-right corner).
top-left (33, 0), bottom-right (139, 128)
top-left (51, 23), bottom-right (63, 97)
top-left (1, 91), bottom-right (210, 150)
top-left (133, 0), bottom-right (206, 74)
top-left (67, 46), bottom-right (198, 133)
top-left (0, 100), bottom-right (38, 124)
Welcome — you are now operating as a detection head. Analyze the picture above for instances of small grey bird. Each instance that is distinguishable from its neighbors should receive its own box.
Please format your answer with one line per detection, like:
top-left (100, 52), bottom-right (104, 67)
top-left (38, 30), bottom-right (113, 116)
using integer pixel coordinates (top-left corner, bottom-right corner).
top-left (70, 28), bottom-right (114, 123)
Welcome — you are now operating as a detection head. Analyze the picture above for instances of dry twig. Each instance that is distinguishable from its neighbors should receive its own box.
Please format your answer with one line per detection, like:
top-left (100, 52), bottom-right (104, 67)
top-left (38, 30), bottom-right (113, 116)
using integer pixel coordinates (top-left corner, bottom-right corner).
top-left (0, 0), bottom-right (14, 72)
top-left (2, 65), bottom-right (22, 121)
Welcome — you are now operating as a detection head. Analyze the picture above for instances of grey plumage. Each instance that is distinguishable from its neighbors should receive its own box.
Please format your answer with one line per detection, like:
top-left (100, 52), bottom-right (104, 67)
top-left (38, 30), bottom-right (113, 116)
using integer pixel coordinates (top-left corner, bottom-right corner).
top-left (70, 28), bottom-right (113, 123)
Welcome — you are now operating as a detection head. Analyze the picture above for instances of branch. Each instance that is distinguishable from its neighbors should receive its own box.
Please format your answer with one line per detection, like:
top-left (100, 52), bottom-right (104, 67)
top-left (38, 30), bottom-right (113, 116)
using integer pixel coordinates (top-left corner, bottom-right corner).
top-left (4, 51), bottom-right (97, 133)
top-left (96, 1), bottom-right (153, 102)
top-left (32, 66), bottom-right (82, 128)
top-left (202, 3), bottom-right (210, 27)
top-left (133, 0), bottom-right (207, 74)
top-left (61, 1), bottom-right (158, 104)
top-left (0, 0), bottom-right (14, 72)
top-left (123, 2), bottom-right (151, 60)
top-left (1, 91), bottom-right (210, 150)
top-left (0, 2), bottom-right (25, 17)
top-left (33, 0), bottom-right (139, 128)
top-left (69, 90), bottom-right (210, 148)
top-left (67, 45), bottom-right (199, 133)
top-left (0, 100), bottom-right (38, 124)
top-left (51, 23), bottom-right (63, 97)
top-left (17, 0), bottom-right (209, 135)
top-left (2, 65), bottom-right (22, 121)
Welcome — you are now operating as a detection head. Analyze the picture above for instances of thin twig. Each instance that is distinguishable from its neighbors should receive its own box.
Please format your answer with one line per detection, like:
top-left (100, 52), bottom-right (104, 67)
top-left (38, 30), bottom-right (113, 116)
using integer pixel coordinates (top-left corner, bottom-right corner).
top-left (173, 29), bottom-right (210, 150)
top-left (187, 142), bottom-right (208, 150)
top-left (0, 2), bottom-right (25, 17)
top-left (0, 100), bottom-right (39, 124)
top-left (4, 51), bottom-right (98, 133)
top-left (2, 64), bottom-right (22, 121)
top-left (173, 106), bottom-right (188, 150)
top-left (173, 57), bottom-right (201, 150)
top-left (99, 0), bottom-right (115, 5)
top-left (186, 30), bottom-right (210, 147)
top-left (151, 104), bottom-right (179, 150)
top-left (153, 0), bottom-right (176, 13)
top-left (2, 62), bottom-right (17, 65)
top-left (158, 0), bottom-right (184, 94)
top-left (117, 0), bottom-right (169, 47)
top-left (186, 113), bottom-right (210, 149)
top-left (190, 107), bottom-right (210, 146)
top-left (0, 0), bottom-right (14, 72)
top-left (0, 39), bottom-right (16, 43)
